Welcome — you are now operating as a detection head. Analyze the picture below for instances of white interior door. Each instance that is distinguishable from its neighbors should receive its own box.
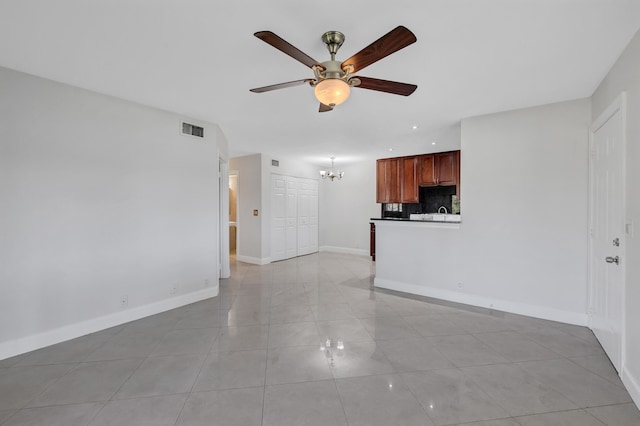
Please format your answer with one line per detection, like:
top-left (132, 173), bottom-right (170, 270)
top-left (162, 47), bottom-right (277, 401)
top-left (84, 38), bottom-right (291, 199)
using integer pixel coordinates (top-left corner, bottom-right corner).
top-left (271, 174), bottom-right (287, 262)
top-left (590, 96), bottom-right (625, 373)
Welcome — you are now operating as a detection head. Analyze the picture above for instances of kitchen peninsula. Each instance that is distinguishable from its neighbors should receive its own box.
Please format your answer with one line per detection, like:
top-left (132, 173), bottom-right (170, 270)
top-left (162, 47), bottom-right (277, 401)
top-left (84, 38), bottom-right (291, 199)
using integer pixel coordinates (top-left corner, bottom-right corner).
top-left (373, 218), bottom-right (462, 298)
top-left (375, 150), bottom-right (460, 220)
top-left (371, 150), bottom-right (465, 306)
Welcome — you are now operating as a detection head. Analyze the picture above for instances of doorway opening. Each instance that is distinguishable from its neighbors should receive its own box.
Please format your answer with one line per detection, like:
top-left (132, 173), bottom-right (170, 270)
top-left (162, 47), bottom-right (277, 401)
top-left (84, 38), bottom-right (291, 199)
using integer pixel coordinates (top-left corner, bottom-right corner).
top-left (229, 173), bottom-right (238, 259)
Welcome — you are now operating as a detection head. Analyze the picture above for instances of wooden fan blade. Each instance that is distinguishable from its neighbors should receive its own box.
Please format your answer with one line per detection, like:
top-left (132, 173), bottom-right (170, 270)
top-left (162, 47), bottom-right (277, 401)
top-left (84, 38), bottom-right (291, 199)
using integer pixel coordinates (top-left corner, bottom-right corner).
top-left (250, 79), bottom-right (314, 93)
top-left (341, 26), bottom-right (416, 73)
top-left (319, 103), bottom-right (334, 112)
top-left (353, 76), bottom-right (417, 96)
top-left (255, 31), bottom-right (325, 70)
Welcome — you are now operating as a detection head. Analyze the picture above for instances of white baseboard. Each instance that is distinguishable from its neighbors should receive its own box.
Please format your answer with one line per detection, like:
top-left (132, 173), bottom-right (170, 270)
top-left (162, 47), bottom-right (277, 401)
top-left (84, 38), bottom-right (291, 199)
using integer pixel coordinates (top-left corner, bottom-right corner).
top-left (320, 245), bottom-right (369, 257)
top-left (236, 254), bottom-right (271, 265)
top-left (0, 286), bottom-right (218, 361)
top-left (374, 277), bottom-right (588, 326)
top-left (622, 368), bottom-right (640, 408)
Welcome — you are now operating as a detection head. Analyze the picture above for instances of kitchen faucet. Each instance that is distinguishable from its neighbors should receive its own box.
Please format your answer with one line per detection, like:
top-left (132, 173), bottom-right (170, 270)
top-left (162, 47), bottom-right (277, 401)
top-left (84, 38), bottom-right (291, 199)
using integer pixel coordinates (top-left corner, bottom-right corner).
top-left (438, 206), bottom-right (448, 214)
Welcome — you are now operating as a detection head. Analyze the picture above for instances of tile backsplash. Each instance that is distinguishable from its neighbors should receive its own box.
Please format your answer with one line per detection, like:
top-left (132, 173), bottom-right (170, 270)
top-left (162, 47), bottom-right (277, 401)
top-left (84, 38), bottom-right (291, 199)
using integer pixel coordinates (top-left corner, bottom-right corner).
top-left (381, 185), bottom-right (458, 218)
top-left (420, 185), bottom-right (457, 213)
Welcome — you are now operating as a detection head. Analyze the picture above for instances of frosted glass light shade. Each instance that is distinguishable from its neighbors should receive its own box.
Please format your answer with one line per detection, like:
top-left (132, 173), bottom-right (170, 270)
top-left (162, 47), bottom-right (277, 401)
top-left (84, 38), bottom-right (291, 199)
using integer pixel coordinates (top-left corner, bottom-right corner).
top-left (314, 79), bottom-right (350, 106)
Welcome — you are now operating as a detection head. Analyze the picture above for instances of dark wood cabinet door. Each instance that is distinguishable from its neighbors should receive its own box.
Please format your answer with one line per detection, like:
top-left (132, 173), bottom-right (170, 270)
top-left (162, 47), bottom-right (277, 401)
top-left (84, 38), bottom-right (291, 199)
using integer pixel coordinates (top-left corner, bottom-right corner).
top-left (436, 151), bottom-right (458, 186)
top-left (376, 159), bottom-right (387, 203)
top-left (387, 158), bottom-right (401, 203)
top-left (400, 156), bottom-right (418, 203)
top-left (419, 155), bottom-right (437, 186)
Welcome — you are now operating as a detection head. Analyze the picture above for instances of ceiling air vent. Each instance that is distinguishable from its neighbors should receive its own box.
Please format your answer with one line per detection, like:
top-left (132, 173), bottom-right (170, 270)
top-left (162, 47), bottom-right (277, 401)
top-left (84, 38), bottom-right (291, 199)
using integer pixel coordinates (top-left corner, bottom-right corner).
top-left (271, 159), bottom-right (279, 167)
top-left (181, 122), bottom-right (204, 138)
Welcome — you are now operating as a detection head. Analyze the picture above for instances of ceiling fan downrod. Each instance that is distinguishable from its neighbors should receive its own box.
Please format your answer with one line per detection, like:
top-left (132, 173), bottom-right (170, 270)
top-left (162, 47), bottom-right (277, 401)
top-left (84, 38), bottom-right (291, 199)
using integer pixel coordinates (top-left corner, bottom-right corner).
top-left (321, 31), bottom-right (345, 61)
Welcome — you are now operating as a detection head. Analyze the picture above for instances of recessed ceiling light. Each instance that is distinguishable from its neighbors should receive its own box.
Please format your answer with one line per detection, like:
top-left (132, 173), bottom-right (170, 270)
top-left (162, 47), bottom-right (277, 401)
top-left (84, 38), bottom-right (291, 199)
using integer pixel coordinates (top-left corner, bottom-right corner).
top-left (388, 148), bottom-right (393, 152)
top-left (412, 125), bottom-right (418, 130)
top-left (431, 142), bottom-right (436, 145)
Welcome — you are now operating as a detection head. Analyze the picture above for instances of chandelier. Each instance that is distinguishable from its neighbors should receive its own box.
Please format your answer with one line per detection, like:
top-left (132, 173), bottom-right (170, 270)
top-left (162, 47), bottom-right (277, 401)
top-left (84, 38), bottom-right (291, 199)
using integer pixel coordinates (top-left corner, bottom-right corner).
top-left (320, 156), bottom-right (344, 181)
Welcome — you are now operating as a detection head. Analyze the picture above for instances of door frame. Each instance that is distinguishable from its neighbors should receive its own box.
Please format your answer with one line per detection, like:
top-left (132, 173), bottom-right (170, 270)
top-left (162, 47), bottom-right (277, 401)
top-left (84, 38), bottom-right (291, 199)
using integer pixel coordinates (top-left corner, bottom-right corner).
top-left (588, 91), bottom-right (627, 371)
top-left (219, 158), bottom-right (230, 279)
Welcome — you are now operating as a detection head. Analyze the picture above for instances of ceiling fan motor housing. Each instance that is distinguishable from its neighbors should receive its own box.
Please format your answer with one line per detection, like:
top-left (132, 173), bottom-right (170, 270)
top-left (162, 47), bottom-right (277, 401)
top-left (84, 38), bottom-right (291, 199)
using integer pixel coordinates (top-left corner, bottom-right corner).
top-left (317, 60), bottom-right (346, 80)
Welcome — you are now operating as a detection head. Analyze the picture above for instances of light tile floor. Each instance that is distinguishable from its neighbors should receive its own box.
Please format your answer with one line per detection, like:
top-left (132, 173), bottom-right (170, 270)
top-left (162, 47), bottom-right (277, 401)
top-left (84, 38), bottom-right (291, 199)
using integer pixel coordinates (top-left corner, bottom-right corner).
top-left (1, 252), bottom-right (639, 425)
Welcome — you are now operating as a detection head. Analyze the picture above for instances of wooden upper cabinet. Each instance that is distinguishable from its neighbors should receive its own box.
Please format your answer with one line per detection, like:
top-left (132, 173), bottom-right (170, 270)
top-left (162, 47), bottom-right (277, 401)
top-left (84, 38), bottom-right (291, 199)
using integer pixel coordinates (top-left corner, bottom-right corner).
top-left (377, 151), bottom-right (460, 203)
top-left (376, 160), bottom-right (387, 203)
top-left (419, 155), bottom-right (437, 186)
top-left (400, 156), bottom-right (418, 203)
top-left (376, 158), bottom-right (401, 203)
top-left (387, 158), bottom-right (400, 203)
top-left (436, 151), bottom-right (458, 186)
top-left (419, 151), bottom-right (459, 188)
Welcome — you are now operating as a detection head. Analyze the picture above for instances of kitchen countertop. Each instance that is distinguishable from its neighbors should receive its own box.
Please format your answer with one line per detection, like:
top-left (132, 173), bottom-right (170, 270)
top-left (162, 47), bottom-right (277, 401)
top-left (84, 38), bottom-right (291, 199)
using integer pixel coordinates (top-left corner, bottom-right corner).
top-left (370, 217), bottom-right (461, 223)
top-left (370, 218), bottom-right (462, 229)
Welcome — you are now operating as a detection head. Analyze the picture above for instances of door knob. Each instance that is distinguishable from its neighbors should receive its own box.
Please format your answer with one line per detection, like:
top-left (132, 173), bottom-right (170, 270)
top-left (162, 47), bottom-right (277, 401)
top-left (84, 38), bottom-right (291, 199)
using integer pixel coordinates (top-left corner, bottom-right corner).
top-left (605, 256), bottom-right (620, 265)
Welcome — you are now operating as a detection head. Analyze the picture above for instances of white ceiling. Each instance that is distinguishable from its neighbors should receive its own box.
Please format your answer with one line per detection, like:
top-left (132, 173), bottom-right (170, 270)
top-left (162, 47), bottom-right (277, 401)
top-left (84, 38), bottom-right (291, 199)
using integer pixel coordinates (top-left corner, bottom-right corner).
top-left (1, 1), bottom-right (639, 167)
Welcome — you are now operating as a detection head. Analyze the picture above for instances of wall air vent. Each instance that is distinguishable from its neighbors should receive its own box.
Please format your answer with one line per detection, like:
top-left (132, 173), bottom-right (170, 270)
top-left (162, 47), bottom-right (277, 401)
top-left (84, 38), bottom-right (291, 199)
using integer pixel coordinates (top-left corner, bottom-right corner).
top-left (181, 122), bottom-right (204, 138)
top-left (271, 159), bottom-right (279, 167)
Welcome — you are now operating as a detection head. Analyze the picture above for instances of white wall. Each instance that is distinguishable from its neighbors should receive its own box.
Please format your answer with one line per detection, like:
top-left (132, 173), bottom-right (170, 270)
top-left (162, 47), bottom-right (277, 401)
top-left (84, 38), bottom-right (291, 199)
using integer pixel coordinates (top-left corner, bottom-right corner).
top-left (376, 98), bottom-right (591, 324)
top-left (319, 160), bottom-right (380, 255)
top-left (460, 98), bottom-right (590, 318)
top-left (0, 67), bottom-right (224, 359)
top-left (262, 155), bottom-right (320, 181)
top-left (591, 27), bottom-right (640, 406)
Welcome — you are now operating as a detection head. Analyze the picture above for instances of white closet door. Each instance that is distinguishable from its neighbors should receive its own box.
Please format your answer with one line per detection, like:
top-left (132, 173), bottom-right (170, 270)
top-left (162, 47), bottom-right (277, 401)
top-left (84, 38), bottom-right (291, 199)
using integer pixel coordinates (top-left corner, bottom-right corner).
top-left (308, 179), bottom-right (319, 253)
top-left (285, 177), bottom-right (298, 259)
top-left (272, 174), bottom-right (319, 262)
top-left (271, 174), bottom-right (287, 262)
top-left (297, 179), bottom-right (311, 255)
top-left (297, 178), bottom-right (319, 256)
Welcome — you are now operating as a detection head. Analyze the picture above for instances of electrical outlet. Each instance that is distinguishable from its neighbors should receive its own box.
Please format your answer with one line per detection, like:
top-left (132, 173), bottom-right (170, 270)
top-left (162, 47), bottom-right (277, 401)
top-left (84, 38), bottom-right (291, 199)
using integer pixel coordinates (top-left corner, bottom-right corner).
top-left (120, 295), bottom-right (128, 307)
top-left (170, 284), bottom-right (177, 295)
top-left (204, 279), bottom-right (210, 287)
top-left (457, 282), bottom-right (463, 290)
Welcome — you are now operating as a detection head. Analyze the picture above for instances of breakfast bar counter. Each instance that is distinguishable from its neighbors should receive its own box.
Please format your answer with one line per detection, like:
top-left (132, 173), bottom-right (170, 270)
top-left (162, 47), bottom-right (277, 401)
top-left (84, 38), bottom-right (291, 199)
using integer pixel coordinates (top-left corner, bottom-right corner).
top-left (372, 218), bottom-right (464, 304)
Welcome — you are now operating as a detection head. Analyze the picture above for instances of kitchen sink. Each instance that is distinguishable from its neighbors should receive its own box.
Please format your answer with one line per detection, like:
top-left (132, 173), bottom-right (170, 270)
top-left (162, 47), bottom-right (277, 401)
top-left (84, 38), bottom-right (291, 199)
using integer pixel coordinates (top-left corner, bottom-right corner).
top-left (409, 214), bottom-right (461, 222)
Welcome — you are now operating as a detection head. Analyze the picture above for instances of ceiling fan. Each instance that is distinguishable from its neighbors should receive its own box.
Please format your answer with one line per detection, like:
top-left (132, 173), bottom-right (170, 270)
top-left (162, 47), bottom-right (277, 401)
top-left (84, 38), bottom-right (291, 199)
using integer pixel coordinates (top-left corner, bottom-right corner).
top-left (250, 26), bottom-right (418, 112)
